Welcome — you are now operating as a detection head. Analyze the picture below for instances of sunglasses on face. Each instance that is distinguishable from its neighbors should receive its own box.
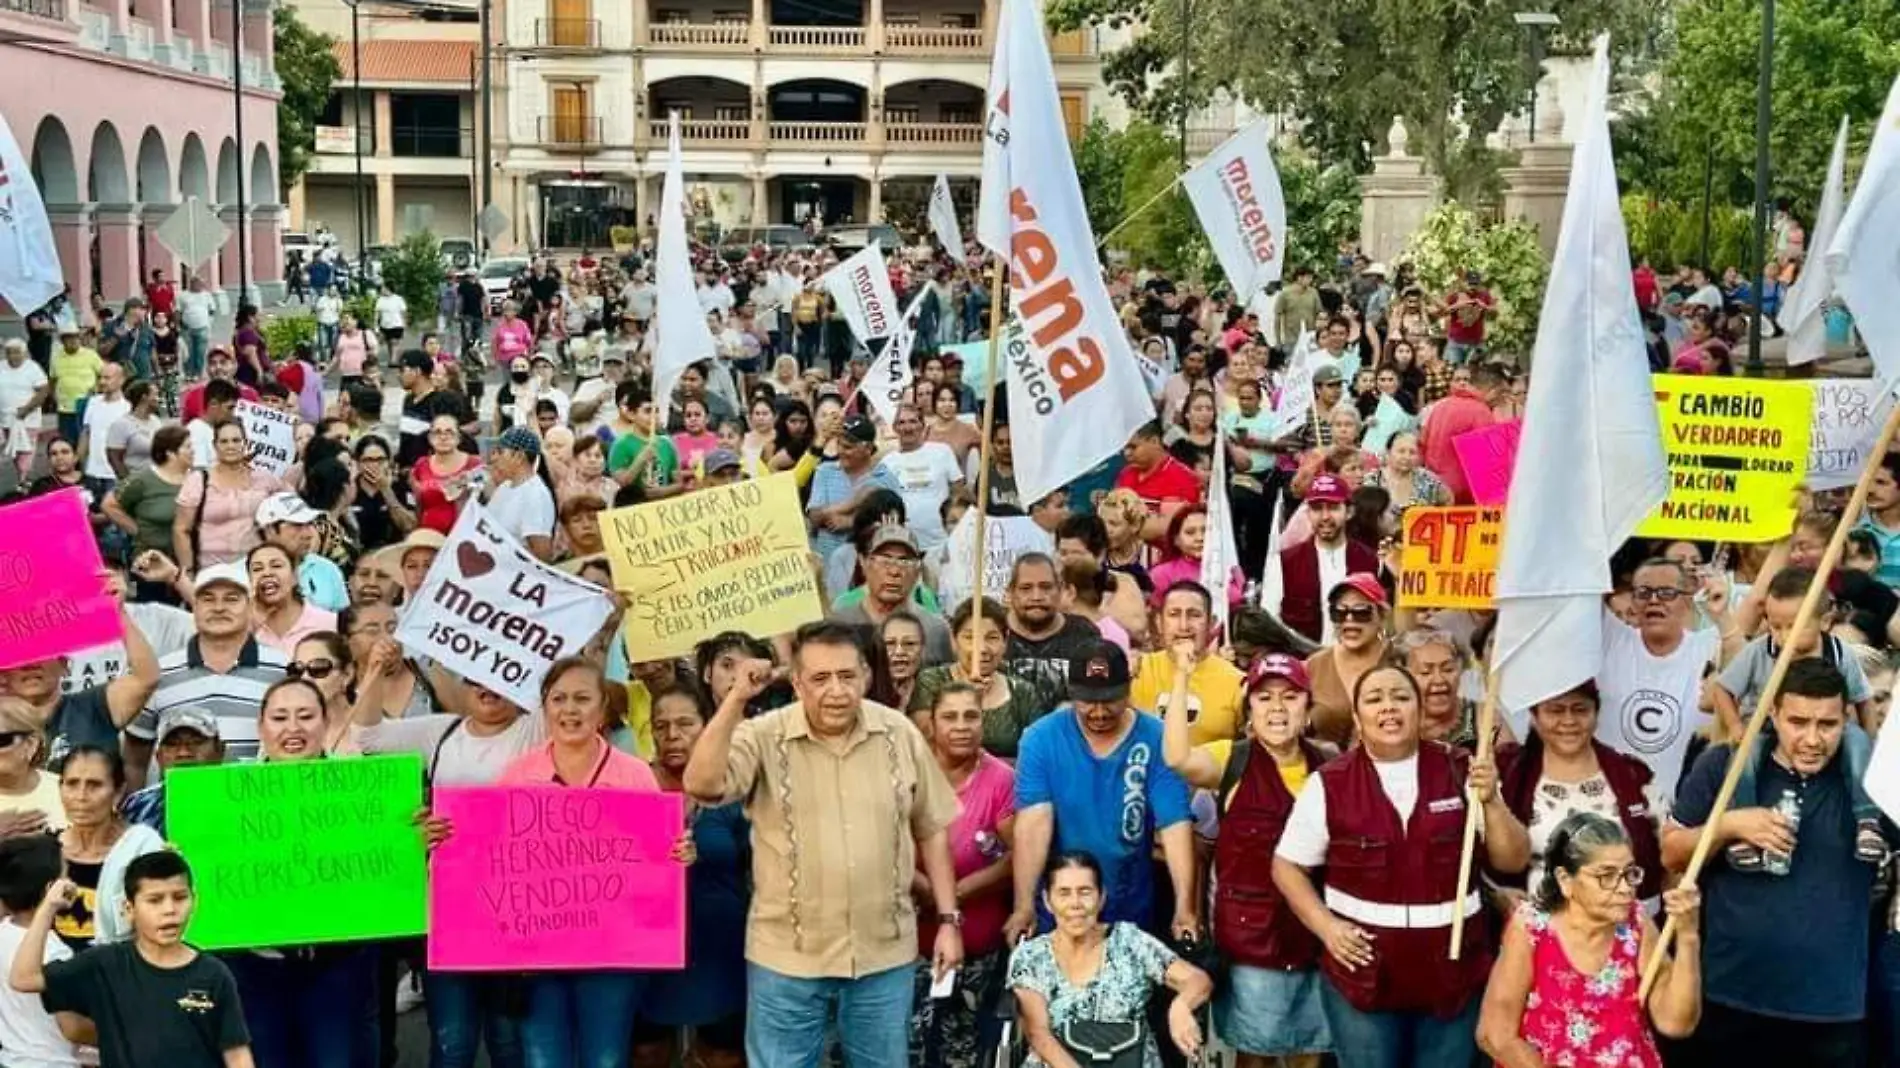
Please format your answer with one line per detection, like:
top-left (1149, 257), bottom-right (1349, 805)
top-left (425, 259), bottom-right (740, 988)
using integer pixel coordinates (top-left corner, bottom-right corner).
top-left (1631, 586), bottom-right (1688, 604)
top-left (286, 659), bottom-right (337, 681)
top-left (1329, 604), bottom-right (1379, 624)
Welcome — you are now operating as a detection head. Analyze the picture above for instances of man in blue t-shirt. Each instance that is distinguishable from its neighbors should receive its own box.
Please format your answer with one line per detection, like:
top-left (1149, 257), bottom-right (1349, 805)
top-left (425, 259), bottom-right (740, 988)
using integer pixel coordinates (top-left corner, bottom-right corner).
top-left (1005, 639), bottom-right (1196, 942)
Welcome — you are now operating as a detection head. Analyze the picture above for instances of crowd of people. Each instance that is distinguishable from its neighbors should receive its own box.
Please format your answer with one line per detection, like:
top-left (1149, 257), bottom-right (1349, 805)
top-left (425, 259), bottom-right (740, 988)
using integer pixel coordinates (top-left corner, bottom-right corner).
top-left (0, 210), bottom-right (1892, 1068)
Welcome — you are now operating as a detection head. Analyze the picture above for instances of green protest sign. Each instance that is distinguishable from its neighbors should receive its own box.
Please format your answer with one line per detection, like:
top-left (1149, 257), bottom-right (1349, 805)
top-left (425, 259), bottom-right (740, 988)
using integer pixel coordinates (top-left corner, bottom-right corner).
top-left (164, 755), bottom-right (428, 949)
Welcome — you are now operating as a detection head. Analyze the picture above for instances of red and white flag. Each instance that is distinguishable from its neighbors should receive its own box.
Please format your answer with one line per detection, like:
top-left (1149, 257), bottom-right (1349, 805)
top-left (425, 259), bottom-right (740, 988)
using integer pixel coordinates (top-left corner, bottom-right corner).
top-left (977, 0), bottom-right (1154, 505)
top-left (821, 242), bottom-right (901, 353)
top-left (1182, 120), bottom-right (1287, 303)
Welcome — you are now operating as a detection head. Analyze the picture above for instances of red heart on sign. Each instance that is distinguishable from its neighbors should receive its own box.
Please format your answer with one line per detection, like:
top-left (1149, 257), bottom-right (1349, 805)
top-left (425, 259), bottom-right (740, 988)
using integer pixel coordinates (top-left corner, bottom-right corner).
top-left (456, 541), bottom-right (496, 580)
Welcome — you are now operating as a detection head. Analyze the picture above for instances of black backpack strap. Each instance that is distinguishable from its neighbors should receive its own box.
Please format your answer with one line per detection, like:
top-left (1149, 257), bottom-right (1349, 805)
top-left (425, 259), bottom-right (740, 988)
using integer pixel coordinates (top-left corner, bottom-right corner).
top-left (426, 716), bottom-right (464, 789)
top-left (1217, 738), bottom-right (1253, 812)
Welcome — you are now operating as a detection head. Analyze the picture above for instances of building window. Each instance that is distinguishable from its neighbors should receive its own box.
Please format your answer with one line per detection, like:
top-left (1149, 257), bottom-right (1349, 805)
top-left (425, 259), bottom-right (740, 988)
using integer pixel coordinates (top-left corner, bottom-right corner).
top-left (941, 103), bottom-right (978, 124)
top-left (551, 83), bottom-right (592, 143)
top-left (392, 93), bottom-right (465, 157)
top-left (714, 103), bottom-right (749, 122)
top-left (885, 104), bottom-right (919, 124)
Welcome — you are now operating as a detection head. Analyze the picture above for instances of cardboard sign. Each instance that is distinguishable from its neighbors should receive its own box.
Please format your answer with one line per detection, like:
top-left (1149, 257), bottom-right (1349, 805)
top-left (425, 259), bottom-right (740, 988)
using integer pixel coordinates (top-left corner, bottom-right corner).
top-left (1451, 420), bottom-right (1522, 508)
top-left (1639, 375), bottom-right (1811, 543)
top-left (1398, 506), bottom-right (1502, 609)
top-left (164, 755), bottom-right (428, 949)
top-left (428, 787), bottom-right (687, 971)
top-left (397, 502), bottom-right (613, 709)
top-left (600, 473), bottom-right (823, 660)
top-left (236, 400), bottom-right (298, 476)
top-left (0, 490), bottom-right (121, 671)
top-left (936, 512), bottom-right (1056, 612)
top-left (1808, 378), bottom-right (1898, 492)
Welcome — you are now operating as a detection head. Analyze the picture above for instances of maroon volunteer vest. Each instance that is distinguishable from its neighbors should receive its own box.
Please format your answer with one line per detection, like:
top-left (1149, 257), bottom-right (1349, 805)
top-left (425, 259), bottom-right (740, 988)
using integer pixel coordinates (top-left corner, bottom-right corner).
top-left (1317, 741), bottom-right (1493, 1017)
top-left (1213, 739), bottom-right (1326, 971)
top-left (1277, 539), bottom-right (1381, 641)
top-left (1495, 738), bottom-right (1664, 901)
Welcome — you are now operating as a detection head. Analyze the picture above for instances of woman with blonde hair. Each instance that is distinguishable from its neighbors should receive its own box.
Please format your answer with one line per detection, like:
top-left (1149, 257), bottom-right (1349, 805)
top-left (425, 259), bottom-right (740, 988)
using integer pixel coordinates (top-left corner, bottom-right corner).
top-left (0, 698), bottom-right (61, 834)
top-left (1097, 488), bottom-right (1153, 584)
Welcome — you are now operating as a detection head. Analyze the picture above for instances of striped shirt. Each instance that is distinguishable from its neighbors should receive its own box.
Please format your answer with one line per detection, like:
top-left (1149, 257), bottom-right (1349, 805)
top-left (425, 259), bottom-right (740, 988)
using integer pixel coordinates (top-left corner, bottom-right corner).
top-left (127, 638), bottom-right (289, 762)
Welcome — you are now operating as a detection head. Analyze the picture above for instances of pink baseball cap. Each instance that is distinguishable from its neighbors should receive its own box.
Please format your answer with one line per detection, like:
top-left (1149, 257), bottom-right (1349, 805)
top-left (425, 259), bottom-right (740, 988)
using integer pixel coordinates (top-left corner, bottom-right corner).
top-left (1328, 572), bottom-right (1390, 609)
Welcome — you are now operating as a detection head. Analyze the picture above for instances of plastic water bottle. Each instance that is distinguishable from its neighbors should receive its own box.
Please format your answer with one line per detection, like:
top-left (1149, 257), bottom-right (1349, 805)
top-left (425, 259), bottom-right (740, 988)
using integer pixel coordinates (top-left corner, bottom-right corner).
top-left (1763, 788), bottom-right (1802, 876)
top-left (975, 829), bottom-right (1006, 861)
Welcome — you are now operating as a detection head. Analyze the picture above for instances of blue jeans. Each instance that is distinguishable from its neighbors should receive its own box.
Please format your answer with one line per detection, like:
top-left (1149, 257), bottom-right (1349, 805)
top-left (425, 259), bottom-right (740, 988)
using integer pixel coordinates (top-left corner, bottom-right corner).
top-left (224, 947), bottom-right (380, 1068)
top-left (316, 322), bottom-right (339, 362)
top-left (185, 326), bottom-right (211, 378)
top-left (745, 960), bottom-right (915, 1068)
top-left (423, 970), bottom-right (525, 1068)
top-left (1318, 982), bottom-right (1478, 1068)
top-left (520, 972), bottom-right (646, 1068)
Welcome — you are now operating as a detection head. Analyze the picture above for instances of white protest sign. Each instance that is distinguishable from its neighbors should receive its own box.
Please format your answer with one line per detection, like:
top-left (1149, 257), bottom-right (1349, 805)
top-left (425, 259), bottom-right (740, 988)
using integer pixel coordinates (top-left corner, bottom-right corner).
top-left (1267, 330), bottom-right (1317, 439)
top-left (1807, 378), bottom-right (1898, 491)
top-left (396, 502), bottom-right (613, 708)
top-left (936, 512), bottom-right (1055, 611)
top-left (237, 401), bottom-right (298, 476)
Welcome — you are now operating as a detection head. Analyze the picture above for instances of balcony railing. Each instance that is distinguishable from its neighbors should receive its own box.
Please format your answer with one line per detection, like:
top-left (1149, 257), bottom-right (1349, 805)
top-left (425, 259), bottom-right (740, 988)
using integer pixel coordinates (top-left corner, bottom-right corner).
top-left (393, 125), bottom-right (472, 158)
top-left (766, 23), bottom-right (862, 48)
top-left (533, 16), bottom-right (599, 47)
top-left (651, 118), bottom-right (751, 144)
top-left (884, 121), bottom-right (981, 148)
top-left (537, 114), bottom-right (603, 148)
top-left (646, 20), bottom-right (748, 45)
top-left (767, 120), bottom-right (865, 143)
top-left (884, 24), bottom-right (981, 52)
top-left (0, 0), bottom-right (67, 19)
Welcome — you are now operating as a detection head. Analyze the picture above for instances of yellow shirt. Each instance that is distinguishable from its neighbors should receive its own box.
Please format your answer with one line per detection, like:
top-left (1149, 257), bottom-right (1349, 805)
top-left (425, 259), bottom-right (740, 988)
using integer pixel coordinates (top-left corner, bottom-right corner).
top-left (1203, 738), bottom-right (1310, 810)
top-left (50, 348), bottom-right (102, 414)
top-left (1130, 650), bottom-right (1245, 746)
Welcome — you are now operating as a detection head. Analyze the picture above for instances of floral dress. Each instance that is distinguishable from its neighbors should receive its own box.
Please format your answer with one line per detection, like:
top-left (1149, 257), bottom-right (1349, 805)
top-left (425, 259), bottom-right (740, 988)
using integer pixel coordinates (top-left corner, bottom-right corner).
top-left (1006, 922), bottom-right (1178, 1068)
top-left (1517, 903), bottom-right (1663, 1068)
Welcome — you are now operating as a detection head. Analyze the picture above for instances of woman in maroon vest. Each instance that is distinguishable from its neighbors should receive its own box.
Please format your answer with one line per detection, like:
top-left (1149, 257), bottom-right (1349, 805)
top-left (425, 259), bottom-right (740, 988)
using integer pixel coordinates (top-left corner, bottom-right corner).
top-left (1160, 648), bottom-right (1335, 1067)
top-left (1270, 665), bottom-right (1530, 1068)
top-left (1494, 680), bottom-right (1666, 912)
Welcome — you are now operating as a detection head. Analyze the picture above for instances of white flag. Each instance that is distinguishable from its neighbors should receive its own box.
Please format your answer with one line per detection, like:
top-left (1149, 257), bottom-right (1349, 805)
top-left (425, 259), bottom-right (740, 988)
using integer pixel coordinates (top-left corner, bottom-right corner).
top-left (652, 113), bottom-right (716, 421)
top-left (1829, 74), bottom-right (1900, 389)
top-left (976, 0), bottom-right (1155, 505)
top-left (929, 174), bottom-right (965, 256)
top-left (1784, 118), bottom-right (1849, 367)
top-left (0, 112), bottom-right (63, 316)
top-left (1201, 434), bottom-right (1241, 633)
top-left (1256, 491), bottom-right (1285, 613)
top-left (821, 242), bottom-right (901, 351)
top-left (1266, 330), bottom-right (1317, 439)
top-left (862, 288), bottom-right (931, 425)
top-left (1182, 120), bottom-right (1286, 304)
top-left (1493, 37), bottom-right (1669, 714)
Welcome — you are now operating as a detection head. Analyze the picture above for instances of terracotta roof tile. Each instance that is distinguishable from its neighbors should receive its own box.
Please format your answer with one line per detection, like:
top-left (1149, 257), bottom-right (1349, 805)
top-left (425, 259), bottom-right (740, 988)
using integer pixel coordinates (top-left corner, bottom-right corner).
top-left (330, 40), bottom-right (477, 84)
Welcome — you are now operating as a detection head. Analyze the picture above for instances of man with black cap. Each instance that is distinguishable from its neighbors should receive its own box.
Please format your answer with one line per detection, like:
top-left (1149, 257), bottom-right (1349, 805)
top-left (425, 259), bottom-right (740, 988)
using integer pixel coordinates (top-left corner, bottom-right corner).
top-left (807, 414), bottom-right (899, 561)
top-left (1006, 638), bottom-right (1197, 941)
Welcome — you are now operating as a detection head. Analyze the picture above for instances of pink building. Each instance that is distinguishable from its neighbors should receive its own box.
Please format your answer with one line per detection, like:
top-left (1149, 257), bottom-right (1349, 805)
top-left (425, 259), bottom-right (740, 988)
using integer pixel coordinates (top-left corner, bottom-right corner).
top-left (0, 0), bottom-right (283, 313)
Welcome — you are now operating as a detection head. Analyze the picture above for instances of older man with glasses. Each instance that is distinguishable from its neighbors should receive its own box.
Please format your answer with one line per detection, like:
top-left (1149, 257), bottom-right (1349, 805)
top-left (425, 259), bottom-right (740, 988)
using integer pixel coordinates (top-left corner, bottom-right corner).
top-left (829, 524), bottom-right (954, 667)
top-left (1595, 557), bottom-right (1722, 785)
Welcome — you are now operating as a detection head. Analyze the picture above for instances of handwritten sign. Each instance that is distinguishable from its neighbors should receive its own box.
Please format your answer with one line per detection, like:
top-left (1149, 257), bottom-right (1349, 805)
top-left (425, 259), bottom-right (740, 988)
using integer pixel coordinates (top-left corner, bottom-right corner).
top-left (397, 502), bottom-right (613, 709)
top-left (937, 512), bottom-right (1055, 611)
top-left (1639, 375), bottom-right (1810, 543)
top-left (600, 473), bottom-right (823, 660)
top-left (1808, 378), bottom-right (1898, 492)
top-left (164, 755), bottom-right (427, 949)
top-left (1398, 506), bottom-right (1502, 609)
top-left (428, 787), bottom-right (686, 971)
top-left (237, 400), bottom-right (298, 477)
top-left (0, 490), bottom-right (120, 671)
top-left (1451, 420), bottom-right (1522, 507)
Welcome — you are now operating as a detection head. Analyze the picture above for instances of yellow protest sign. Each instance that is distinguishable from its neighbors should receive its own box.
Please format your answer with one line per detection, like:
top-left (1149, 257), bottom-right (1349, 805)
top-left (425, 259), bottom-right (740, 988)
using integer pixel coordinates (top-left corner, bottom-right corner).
top-left (1639, 374), bottom-right (1810, 543)
top-left (599, 473), bottom-right (823, 660)
top-left (1398, 507), bottom-right (1502, 610)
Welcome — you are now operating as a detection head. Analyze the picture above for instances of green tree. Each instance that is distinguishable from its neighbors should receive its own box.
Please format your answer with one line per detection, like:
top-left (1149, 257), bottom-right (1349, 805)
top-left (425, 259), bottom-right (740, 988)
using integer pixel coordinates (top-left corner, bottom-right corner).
top-left (380, 231), bottom-right (445, 330)
top-left (1051, 0), bottom-right (1661, 199)
top-left (1072, 118), bottom-right (1129, 239)
top-left (274, 7), bottom-right (343, 193)
top-left (1112, 122), bottom-right (1212, 279)
top-left (1280, 156), bottom-right (1363, 277)
top-left (1402, 204), bottom-right (1549, 357)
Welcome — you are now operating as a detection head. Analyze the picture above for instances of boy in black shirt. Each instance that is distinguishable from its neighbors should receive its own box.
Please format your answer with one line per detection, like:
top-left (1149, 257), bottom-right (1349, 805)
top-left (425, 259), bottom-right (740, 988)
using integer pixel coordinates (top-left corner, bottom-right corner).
top-left (10, 852), bottom-right (253, 1068)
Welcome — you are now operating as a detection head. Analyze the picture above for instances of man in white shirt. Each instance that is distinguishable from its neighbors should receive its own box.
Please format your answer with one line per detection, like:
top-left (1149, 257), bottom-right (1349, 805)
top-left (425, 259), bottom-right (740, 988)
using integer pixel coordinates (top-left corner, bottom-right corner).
top-left (1595, 557), bottom-right (1721, 791)
top-left (374, 283), bottom-right (409, 345)
top-left (881, 405), bottom-right (964, 551)
top-left (174, 276), bottom-right (217, 378)
top-left (1683, 266), bottom-right (1726, 315)
top-left (314, 288), bottom-right (344, 359)
top-left (187, 379), bottom-right (241, 470)
top-left (619, 270), bottom-right (658, 325)
top-left (76, 361), bottom-right (130, 485)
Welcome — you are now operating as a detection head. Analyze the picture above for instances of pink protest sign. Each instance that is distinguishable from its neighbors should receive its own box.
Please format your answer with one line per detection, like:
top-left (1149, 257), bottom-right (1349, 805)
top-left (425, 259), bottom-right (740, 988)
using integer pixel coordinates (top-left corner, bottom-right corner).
top-left (1452, 420), bottom-right (1523, 508)
top-left (428, 787), bottom-right (687, 971)
top-left (0, 489), bottom-right (120, 671)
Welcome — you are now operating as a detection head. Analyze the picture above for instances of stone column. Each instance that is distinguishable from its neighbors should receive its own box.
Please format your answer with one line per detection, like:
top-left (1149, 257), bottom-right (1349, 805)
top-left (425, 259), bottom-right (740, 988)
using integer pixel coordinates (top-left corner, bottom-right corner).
top-left (867, 177), bottom-right (882, 224)
top-left (1358, 117), bottom-right (1440, 265)
top-left (868, 0), bottom-right (883, 50)
top-left (374, 91), bottom-right (394, 157)
top-left (217, 205), bottom-right (249, 300)
top-left (751, 173), bottom-right (767, 224)
top-left (148, 0), bottom-right (174, 52)
top-left (632, 0), bottom-right (648, 46)
top-left (93, 205), bottom-right (142, 304)
top-left (173, 0), bottom-right (207, 59)
top-left (286, 179), bottom-right (307, 230)
top-left (250, 205), bottom-right (285, 301)
top-left (748, 0), bottom-right (764, 47)
top-left (1499, 102), bottom-right (1573, 259)
top-left (45, 206), bottom-right (94, 317)
top-left (376, 173), bottom-right (396, 243)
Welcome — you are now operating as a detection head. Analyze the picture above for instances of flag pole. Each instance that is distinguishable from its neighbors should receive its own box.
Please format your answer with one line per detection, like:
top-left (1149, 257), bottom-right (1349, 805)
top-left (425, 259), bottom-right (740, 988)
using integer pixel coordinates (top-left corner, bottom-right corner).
top-left (1096, 174), bottom-right (1186, 250)
top-left (1449, 639), bottom-right (1499, 960)
top-left (1639, 399), bottom-right (1900, 998)
top-left (967, 257), bottom-right (1010, 677)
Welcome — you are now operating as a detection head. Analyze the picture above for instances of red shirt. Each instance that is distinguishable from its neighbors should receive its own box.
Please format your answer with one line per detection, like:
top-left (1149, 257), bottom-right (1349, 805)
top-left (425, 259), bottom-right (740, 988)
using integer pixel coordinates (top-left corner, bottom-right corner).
top-left (145, 282), bottom-right (176, 317)
top-left (1632, 266), bottom-right (1659, 312)
top-left (1443, 287), bottom-right (1493, 345)
top-left (180, 380), bottom-right (260, 423)
top-left (1419, 386), bottom-right (1496, 504)
top-left (1116, 455), bottom-right (1202, 521)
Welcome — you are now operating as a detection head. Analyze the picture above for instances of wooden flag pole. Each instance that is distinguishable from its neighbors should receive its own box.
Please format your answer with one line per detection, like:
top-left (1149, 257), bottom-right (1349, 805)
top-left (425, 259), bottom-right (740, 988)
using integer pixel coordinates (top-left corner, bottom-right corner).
top-left (1096, 174), bottom-right (1186, 250)
top-left (1449, 637), bottom-right (1500, 960)
top-left (1638, 399), bottom-right (1900, 999)
top-left (967, 258), bottom-right (1010, 679)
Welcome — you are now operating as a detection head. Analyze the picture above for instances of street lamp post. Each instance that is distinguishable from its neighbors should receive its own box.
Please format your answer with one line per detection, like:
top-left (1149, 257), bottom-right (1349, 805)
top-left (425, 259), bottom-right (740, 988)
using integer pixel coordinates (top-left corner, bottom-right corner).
top-left (478, 0), bottom-right (492, 256)
top-left (1513, 11), bottom-right (1559, 144)
top-left (1745, 0), bottom-right (1774, 376)
top-left (231, 0), bottom-right (250, 305)
top-left (348, 0), bottom-right (366, 279)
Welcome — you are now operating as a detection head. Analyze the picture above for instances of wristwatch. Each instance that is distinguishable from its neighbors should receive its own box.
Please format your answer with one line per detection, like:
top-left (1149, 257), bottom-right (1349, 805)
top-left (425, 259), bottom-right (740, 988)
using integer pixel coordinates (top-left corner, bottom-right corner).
top-left (939, 909), bottom-right (965, 929)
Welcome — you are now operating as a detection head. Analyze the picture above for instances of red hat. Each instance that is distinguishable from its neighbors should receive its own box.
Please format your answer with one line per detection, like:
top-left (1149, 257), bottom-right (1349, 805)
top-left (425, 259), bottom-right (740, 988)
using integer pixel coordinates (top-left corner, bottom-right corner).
top-left (1247, 653), bottom-right (1311, 695)
top-left (1327, 572), bottom-right (1389, 609)
top-left (1306, 474), bottom-right (1350, 504)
